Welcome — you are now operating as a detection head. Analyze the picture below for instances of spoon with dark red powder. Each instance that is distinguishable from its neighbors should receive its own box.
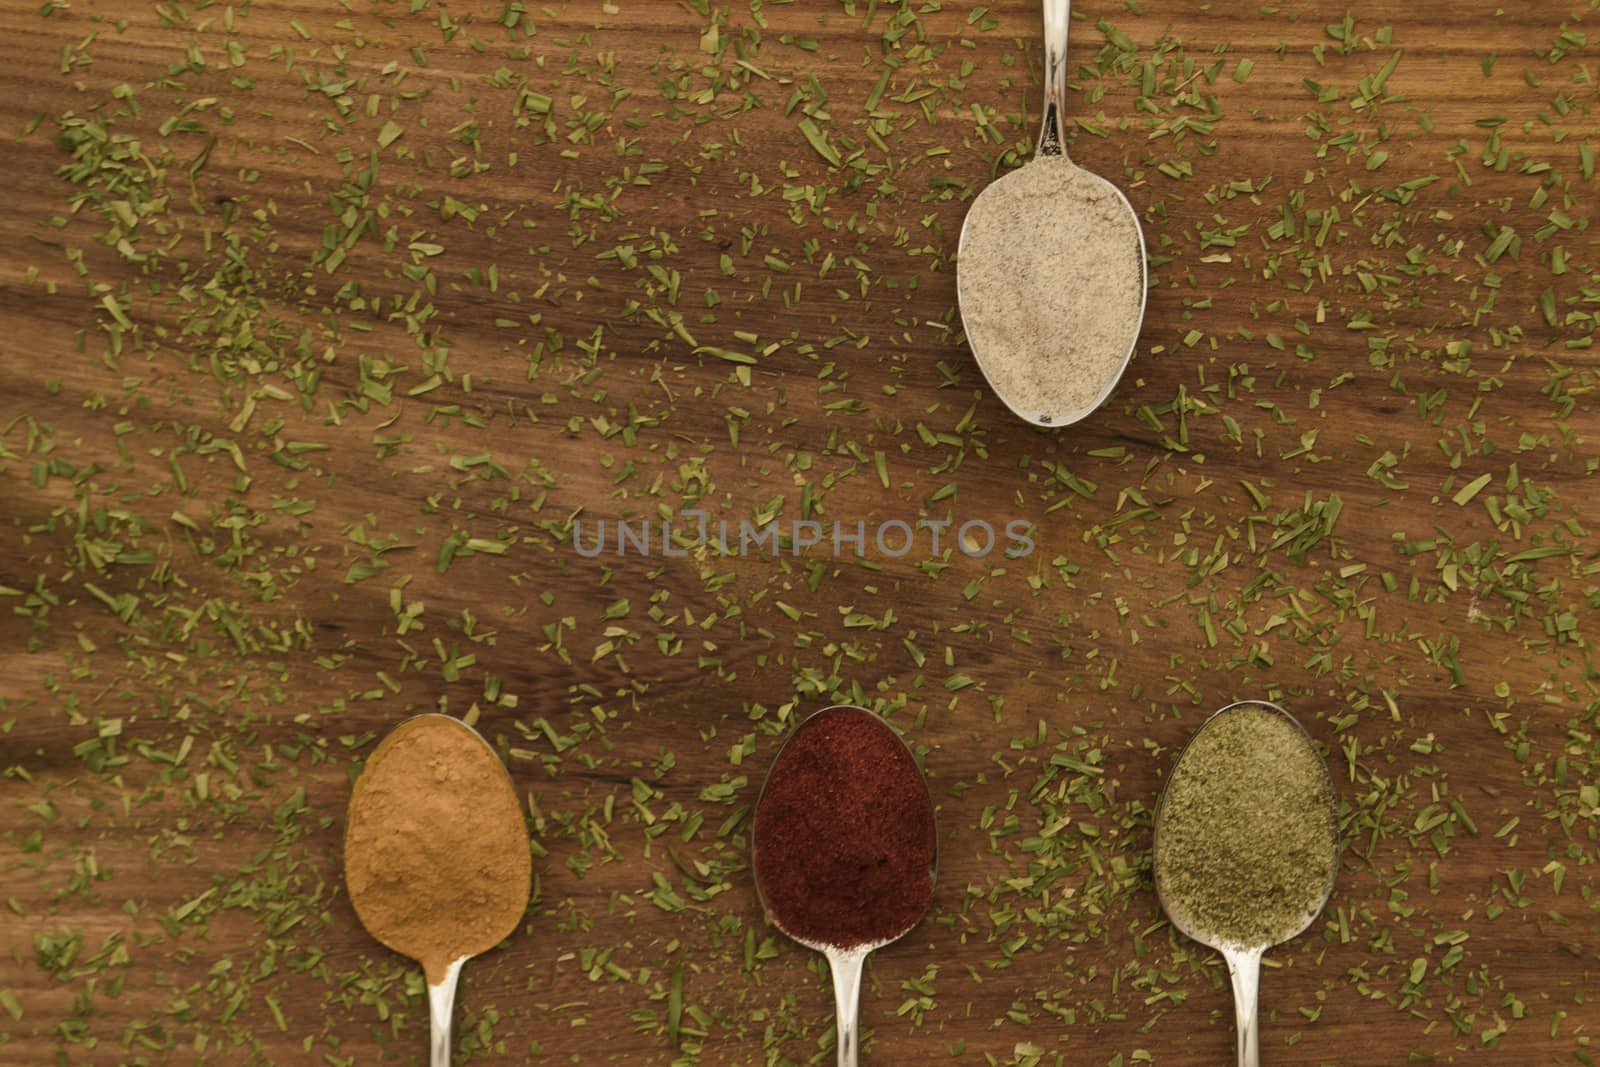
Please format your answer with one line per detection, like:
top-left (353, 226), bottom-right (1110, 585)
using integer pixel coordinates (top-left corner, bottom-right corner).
top-left (751, 705), bottom-right (938, 1066)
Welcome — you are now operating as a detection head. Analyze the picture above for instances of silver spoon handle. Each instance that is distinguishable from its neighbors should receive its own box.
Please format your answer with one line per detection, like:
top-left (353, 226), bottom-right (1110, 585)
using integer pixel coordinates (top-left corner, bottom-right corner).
top-left (428, 958), bottom-right (466, 1067)
top-left (1037, 0), bottom-right (1071, 157)
top-left (1224, 946), bottom-right (1262, 1067)
top-left (826, 947), bottom-right (868, 1067)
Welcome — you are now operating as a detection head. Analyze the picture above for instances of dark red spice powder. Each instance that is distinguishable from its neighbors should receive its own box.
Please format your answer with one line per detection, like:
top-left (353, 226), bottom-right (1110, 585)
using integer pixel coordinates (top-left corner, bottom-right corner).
top-left (751, 706), bottom-right (937, 948)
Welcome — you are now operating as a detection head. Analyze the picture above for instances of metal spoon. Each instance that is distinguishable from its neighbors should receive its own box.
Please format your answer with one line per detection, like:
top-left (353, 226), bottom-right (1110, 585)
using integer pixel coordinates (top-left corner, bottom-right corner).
top-left (956, 0), bottom-right (1147, 427)
top-left (344, 714), bottom-right (531, 1067)
top-left (427, 958), bottom-right (467, 1067)
top-left (1151, 701), bottom-right (1340, 1067)
top-left (751, 705), bottom-right (938, 1067)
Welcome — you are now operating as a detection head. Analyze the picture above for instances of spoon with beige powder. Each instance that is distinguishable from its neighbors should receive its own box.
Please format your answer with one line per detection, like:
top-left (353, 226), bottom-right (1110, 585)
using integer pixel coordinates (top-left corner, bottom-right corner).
top-left (956, 0), bottom-right (1147, 427)
top-left (344, 714), bottom-right (532, 1067)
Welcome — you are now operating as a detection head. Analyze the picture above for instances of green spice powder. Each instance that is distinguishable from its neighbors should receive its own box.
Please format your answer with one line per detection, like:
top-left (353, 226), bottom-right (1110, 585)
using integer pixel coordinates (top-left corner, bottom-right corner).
top-left (1154, 705), bottom-right (1338, 949)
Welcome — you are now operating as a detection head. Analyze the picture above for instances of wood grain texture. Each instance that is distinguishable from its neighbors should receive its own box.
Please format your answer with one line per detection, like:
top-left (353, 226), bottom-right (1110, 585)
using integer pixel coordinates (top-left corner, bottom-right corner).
top-left (1, 0), bottom-right (1596, 1065)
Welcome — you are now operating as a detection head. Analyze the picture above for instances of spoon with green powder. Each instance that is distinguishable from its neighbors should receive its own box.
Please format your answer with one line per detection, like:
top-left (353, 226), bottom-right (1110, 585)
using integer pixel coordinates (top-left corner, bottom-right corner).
top-left (1152, 701), bottom-right (1340, 1066)
top-left (956, 0), bottom-right (1147, 427)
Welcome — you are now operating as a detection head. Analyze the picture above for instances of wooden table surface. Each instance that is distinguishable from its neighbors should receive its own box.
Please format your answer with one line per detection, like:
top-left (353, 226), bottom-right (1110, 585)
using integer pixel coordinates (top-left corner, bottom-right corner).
top-left (2, 0), bottom-right (1597, 1064)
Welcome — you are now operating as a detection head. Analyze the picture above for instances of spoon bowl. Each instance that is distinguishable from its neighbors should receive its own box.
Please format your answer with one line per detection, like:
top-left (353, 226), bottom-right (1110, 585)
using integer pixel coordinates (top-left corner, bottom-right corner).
top-left (956, 0), bottom-right (1147, 427)
top-left (1152, 700), bottom-right (1340, 1067)
top-left (751, 705), bottom-right (938, 1067)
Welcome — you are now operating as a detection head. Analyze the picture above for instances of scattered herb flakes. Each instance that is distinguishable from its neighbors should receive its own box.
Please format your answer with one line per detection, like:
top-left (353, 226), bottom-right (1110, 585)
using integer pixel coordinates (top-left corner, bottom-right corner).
top-left (0, 1), bottom-right (1595, 1064)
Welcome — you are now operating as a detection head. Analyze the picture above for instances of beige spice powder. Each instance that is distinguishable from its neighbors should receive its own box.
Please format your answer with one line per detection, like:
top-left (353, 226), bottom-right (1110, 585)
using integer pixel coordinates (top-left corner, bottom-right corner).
top-left (958, 158), bottom-right (1145, 421)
